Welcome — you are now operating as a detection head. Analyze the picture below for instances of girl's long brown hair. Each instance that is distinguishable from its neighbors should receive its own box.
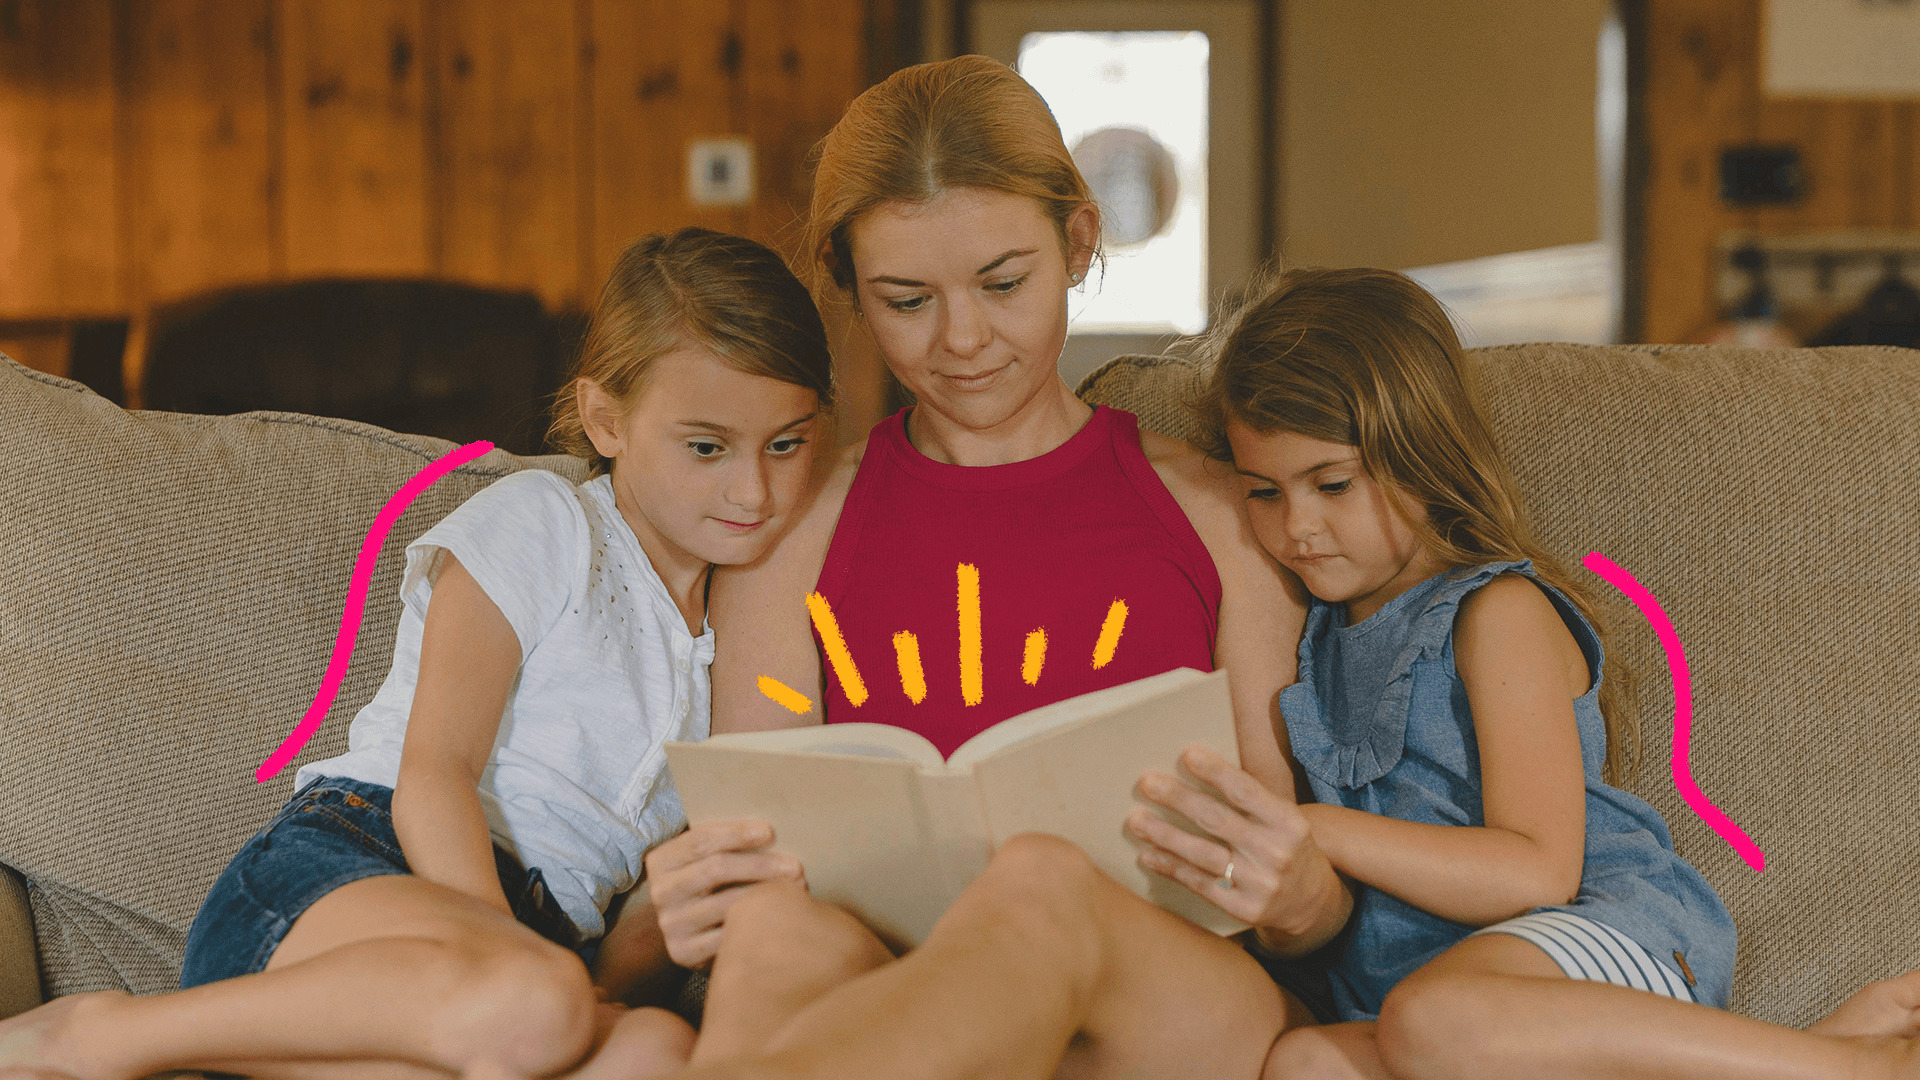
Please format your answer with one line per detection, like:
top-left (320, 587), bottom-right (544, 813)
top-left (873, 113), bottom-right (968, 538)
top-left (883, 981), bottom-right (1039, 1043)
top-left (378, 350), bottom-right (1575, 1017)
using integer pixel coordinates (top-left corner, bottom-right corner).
top-left (1197, 267), bottom-right (1641, 785)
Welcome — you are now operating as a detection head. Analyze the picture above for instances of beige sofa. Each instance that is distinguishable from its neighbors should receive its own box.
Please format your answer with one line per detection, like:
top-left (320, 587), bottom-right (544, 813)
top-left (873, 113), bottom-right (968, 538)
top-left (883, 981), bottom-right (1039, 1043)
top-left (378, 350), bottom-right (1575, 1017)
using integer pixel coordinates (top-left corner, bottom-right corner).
top-left (1, 342), bottom-right (1916, 1039)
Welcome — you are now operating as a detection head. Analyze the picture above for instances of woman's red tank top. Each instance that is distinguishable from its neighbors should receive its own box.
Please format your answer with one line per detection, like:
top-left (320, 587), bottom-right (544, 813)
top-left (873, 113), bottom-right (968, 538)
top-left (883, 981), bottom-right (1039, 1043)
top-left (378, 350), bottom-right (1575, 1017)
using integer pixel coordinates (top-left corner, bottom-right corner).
top-left (813, 405), bottom-right (1222, 757)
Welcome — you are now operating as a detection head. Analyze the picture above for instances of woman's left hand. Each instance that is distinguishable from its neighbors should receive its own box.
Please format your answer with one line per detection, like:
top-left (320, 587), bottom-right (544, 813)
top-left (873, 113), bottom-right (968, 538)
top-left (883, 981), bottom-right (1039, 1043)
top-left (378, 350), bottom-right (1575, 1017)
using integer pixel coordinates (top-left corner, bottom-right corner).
top-left (1126, 744), bottom-right (1344, 949)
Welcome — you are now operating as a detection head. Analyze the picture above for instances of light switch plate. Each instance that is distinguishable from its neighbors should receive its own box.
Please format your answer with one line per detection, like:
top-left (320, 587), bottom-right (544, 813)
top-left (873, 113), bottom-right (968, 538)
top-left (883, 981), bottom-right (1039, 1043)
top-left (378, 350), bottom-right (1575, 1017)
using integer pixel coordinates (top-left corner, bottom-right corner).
top-left (687, 138), bottom-right (755, 207)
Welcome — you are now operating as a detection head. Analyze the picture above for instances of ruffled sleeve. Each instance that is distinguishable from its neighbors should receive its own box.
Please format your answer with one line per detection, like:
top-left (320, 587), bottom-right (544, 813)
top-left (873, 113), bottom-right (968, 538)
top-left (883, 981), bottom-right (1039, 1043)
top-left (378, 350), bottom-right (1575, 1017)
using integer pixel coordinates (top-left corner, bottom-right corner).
top-left (1280, 560), bottom-right (1534, 789)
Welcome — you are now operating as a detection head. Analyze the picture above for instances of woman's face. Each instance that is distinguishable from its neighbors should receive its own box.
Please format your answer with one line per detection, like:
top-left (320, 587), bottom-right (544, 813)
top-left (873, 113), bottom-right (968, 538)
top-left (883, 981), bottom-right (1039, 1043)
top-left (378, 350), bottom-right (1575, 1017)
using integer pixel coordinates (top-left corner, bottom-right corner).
top-left (847, 187), bottom-right (1095, 432)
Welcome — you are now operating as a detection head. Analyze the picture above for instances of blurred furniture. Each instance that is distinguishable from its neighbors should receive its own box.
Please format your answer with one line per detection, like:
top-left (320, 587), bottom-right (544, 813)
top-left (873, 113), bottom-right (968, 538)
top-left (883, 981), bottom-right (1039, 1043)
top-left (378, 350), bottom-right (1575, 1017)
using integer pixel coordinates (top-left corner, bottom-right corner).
top-left (2, 341), bottom-right (1916, 1054)
top-left (141, 279), bottom-right (579, 457)
top-left (1711, 232), bottom-right (1920, 350)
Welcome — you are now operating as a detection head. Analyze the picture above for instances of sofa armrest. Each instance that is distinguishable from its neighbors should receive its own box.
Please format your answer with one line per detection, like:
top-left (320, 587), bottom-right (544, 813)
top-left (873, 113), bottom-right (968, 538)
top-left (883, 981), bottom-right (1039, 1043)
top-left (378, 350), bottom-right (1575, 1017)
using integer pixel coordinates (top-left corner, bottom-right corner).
top-left (0, 863), bottom-right (42, 1018)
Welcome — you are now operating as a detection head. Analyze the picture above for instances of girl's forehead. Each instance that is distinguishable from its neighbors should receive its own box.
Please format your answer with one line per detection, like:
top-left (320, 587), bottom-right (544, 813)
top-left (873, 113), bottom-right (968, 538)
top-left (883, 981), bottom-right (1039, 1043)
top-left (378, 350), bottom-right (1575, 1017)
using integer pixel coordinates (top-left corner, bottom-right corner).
top-left (1227, 422), bottom-right (1358, 475)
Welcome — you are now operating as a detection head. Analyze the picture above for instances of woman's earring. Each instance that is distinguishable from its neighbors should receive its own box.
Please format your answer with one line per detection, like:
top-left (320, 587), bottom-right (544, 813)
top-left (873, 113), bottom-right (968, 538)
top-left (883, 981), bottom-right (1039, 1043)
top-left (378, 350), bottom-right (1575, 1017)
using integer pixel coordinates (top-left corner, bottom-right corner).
top-left (1071, 272), bottom-right (1084, 285)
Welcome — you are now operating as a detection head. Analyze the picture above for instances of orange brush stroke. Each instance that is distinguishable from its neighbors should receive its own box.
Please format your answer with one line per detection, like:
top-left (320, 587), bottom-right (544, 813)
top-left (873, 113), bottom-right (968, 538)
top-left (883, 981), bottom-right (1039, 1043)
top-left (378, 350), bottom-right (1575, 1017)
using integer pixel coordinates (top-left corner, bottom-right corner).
top-left (1092, 599), bottom-right (1127, 669)
top-left (957, 563), bottom-right (983, 705)
top-left (757, 676), bottom-right (814, 715)
top-left (807, 591), bottom-right (868, 706)
top-left (1022, 628), bottom-right (1047, 685)
top-left (893, 631), bottom-right (928, 703)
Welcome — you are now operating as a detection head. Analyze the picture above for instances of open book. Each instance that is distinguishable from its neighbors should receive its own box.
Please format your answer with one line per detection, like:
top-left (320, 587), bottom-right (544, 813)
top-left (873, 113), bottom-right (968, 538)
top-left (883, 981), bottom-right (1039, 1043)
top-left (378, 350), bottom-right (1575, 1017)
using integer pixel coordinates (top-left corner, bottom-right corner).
top-left (663, 667), bottom-right (1248, 950)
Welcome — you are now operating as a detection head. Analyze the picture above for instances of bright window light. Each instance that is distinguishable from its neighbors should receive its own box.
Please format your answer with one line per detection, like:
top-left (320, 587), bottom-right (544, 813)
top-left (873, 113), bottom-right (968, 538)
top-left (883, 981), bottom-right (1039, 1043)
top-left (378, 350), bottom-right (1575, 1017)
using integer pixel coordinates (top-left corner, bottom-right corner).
top-left (1017, 31), bottom-right (1210, 335)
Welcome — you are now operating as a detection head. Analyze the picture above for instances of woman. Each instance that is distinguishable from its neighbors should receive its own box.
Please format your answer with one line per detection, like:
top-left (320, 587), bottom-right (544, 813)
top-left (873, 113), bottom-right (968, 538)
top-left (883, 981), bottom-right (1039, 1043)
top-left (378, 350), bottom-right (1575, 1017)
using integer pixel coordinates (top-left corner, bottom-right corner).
top-left (641, 56), bottom-right (1352, 1079)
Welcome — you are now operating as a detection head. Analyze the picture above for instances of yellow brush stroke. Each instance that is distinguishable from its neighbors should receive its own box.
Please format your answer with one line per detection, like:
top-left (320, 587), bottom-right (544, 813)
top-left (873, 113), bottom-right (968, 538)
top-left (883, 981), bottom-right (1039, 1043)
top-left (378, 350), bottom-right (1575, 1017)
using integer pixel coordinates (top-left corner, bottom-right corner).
top-left (893, 631), bottom-right (928, 704)
top-left (1022, 628), bottom-right (1047, 685)
top-left (957, 563), bottom-right (983, 706)
top-left (757, 676), bottom-right (814, 715)
top-left (1092, 599), bottom-right (1128, 669)
top-left (806, 591), bottom-right (868, 706)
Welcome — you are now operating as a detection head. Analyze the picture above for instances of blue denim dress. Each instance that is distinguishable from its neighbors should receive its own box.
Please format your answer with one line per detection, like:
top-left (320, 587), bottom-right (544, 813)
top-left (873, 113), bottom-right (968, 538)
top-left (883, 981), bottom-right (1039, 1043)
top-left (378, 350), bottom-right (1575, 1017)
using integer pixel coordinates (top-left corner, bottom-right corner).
top-left (1279, 560), bottom-right (1736, 1021)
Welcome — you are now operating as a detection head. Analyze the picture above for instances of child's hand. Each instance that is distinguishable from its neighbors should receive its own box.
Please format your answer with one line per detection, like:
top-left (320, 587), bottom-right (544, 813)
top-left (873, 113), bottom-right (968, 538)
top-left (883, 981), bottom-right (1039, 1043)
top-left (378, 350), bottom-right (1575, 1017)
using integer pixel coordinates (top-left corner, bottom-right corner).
top-left (1127, 745), bottom-right (1346, 951)
top-left (644, 819), bottom-right (806, 968)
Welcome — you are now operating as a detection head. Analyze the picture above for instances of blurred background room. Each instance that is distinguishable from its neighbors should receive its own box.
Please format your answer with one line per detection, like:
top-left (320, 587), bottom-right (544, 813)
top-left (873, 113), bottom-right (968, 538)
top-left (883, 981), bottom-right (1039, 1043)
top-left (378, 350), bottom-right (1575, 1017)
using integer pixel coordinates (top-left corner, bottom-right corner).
top-left (2, 0), bottom-right (1916, 451)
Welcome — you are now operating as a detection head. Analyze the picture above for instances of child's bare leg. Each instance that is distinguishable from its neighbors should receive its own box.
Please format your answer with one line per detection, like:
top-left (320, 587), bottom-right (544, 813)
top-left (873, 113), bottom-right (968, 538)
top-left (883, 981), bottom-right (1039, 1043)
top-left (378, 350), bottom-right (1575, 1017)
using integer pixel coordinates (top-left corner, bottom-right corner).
top-left (1262, 1021), bottom-right (1387, 1080)
top-left (0, 875), bottom-right (597, 1080)
top-left (692, 880), bottom-right (893, 1065)
top-left (672, 833), bottom-right (1307, 1080)
top-left (1377, 934), bottom-right (1920, 1080)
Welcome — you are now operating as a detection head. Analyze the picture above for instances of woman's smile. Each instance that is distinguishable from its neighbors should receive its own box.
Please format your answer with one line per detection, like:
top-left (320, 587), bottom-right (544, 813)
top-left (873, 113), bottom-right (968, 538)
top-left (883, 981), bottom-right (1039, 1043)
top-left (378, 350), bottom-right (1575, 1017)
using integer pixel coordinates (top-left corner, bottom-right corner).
top-left (944, 360), bottom-right (1014, 391)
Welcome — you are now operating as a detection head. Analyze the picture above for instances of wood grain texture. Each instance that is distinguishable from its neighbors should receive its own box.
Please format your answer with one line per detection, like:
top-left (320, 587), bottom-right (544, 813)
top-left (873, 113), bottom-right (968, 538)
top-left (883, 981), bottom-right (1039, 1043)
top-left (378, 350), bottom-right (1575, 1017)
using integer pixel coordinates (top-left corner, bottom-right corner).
top-left (0, 0), bottom-right (894, 420)
top-left (277, 0), bottom-right (432, 276)
top-left (438, 0), bottom-right (580, 306)
top-left (1642, 0), bottom-right (1920, 342)
top-left (120, 0), bottom-right (276, 304)
top-left (590, 0), bottom-right (745, 276)
top-left (0, 2), bottom-right (121, 317)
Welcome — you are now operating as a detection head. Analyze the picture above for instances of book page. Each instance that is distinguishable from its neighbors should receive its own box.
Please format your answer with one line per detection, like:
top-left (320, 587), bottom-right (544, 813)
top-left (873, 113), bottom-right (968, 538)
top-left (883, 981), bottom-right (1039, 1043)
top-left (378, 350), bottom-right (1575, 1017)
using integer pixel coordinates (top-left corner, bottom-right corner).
top-left (966, 669), bottom-right (1249, 937)
top-left (662, 741), bottom-right (987, 950)
top-left (696, 722), bottom-right (945, 767)
top-left (946, 667), bottom-right (1210, 769)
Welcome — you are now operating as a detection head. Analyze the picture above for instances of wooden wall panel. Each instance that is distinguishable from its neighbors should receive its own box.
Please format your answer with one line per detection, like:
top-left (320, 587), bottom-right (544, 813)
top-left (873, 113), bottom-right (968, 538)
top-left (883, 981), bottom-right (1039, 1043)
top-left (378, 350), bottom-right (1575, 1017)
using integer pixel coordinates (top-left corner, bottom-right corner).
top-left (438, 0), bottom-right (582, 307)
top-left (0, 2), bottom-right (121, 317)
top-left (1642, 0), bottom-right (1920, 342)
top-left (591, 0), bottom-right (746, 274)
top-left (741, 0), bottom-right (864, 255)
top-left (1, 0), bottom-right (895, 421)
top-left (277, 0), bottom-right (432, 277)
top-left (121, 0), bottom-right (276, 305)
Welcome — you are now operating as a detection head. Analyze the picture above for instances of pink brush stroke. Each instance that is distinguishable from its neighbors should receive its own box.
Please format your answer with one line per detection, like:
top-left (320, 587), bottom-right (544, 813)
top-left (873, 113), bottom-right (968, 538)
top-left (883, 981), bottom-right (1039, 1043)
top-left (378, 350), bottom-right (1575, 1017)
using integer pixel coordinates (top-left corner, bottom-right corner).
top-left (1583, 551), bottom-right (1765, 872)
top-left (255, 440), bottom-right (496, 782)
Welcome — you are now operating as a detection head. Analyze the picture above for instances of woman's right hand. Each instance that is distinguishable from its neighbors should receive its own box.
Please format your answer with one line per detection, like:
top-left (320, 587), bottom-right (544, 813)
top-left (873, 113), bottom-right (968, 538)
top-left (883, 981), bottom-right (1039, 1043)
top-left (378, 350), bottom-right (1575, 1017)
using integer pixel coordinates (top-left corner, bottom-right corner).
top-left (644, 819), bottom-right (806, 968)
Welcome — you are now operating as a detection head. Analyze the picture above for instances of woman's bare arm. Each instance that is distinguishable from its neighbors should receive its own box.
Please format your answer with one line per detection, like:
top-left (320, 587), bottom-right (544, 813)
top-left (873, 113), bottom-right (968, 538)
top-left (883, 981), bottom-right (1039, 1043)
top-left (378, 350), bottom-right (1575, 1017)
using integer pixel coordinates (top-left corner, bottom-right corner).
top-left (708, 441), bottom-right (864, 734)
top-left (1142, 432), bottom-right (1351, 954)
top-left (649, 443), bottom-right (863, 969)
top-left (392, 554), bottom-right (521, 916)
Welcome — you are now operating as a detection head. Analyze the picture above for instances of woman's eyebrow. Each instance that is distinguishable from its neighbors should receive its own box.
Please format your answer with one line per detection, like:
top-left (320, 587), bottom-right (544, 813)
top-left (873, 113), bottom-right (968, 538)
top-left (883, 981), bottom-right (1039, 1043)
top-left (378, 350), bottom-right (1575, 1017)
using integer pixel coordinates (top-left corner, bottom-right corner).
top-left (864, 248), bottom-right (1040, 287)
top-left (976, 248), bottom-right (1037, 274)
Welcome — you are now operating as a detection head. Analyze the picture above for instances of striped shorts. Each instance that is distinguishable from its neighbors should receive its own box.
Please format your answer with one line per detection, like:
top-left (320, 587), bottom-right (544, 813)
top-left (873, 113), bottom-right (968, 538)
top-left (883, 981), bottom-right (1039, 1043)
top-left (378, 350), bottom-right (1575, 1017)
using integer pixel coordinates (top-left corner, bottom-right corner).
top-left (1472, 910), bottom-right (1697, 1002)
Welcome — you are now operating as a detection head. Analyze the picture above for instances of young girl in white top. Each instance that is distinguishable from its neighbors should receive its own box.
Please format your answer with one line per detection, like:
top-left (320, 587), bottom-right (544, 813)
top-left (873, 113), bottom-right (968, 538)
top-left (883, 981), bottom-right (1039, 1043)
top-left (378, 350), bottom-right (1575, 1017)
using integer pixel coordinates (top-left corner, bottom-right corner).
top-left (1177, 266), bottom-right (1920, 1080)
top-left (0, 227), bottom-right (833, 1080)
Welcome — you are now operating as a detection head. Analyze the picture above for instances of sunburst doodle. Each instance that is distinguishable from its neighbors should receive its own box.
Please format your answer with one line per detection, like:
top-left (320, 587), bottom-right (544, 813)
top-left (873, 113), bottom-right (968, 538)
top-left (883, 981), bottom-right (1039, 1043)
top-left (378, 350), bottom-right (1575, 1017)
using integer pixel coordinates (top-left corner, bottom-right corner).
top-left (760, 563), bottom-right (1129, 715)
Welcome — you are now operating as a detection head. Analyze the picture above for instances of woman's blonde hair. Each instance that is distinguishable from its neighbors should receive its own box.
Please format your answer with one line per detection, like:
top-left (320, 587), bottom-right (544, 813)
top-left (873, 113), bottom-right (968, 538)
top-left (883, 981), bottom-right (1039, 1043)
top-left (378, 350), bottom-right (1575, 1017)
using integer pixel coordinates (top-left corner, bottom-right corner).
top-left (801, 54), bottom-right (1100, 296)
top-left (1197, 267), bottom-right (1642, 785)
top-left (548, 228), bottom-right (835, 475)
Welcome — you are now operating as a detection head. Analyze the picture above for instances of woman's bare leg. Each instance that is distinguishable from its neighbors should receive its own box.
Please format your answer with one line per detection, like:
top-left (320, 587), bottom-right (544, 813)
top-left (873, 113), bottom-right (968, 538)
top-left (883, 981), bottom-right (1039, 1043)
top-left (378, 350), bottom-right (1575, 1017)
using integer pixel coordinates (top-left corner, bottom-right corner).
top-left (1377, 934), bottom-right (1920, 1080)
top-left (692, 881), bottom-right (893, 1065)
top-left (0, 874), bottom-right (598, 1080)
top-left (672, 833), bottom-right (1311, 1080)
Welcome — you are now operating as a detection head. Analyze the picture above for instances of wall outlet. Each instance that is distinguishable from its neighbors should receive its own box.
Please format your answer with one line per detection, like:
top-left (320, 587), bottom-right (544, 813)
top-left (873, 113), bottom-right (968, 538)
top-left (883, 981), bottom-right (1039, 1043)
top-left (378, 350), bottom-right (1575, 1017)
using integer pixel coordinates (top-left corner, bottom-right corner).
top-left (687, 138), bottom-right (755, 207)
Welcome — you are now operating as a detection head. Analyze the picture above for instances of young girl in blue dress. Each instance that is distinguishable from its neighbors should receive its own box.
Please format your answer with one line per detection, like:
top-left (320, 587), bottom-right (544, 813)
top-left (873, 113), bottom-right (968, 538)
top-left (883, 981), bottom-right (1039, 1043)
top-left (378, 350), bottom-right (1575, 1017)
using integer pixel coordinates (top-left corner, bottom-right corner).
top-left (1168, 266), bottom-right (1920, 1080)
top-left (0, 228), bottom-right (832, 1080)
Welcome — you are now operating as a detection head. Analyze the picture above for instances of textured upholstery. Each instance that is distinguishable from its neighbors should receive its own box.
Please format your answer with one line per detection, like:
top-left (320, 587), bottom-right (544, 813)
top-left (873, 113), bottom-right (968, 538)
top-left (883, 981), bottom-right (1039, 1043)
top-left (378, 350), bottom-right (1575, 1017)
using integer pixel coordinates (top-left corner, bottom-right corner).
top-left (1081, 343), bottom-right (1920, 1026)
top-left (1, 341), bottom-right (1915, 1031)
top-left (0, 355), bottom-right (584, 1001)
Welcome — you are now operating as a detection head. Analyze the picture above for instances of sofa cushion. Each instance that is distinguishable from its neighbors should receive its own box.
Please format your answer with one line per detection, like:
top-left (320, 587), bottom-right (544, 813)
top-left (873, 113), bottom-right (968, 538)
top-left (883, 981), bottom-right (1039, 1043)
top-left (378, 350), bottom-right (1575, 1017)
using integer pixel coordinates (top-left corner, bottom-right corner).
top-left (1081, 343), bottom-right (1920, 1028)
top-left (0, 355), bottom-right (584, 996)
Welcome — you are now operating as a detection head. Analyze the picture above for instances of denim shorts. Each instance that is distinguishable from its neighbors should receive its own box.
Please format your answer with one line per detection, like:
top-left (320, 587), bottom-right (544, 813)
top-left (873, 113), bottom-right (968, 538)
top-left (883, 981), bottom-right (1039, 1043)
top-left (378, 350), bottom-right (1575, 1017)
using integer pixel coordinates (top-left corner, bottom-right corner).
top-left (180, 776), bottom-right (595, 989)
